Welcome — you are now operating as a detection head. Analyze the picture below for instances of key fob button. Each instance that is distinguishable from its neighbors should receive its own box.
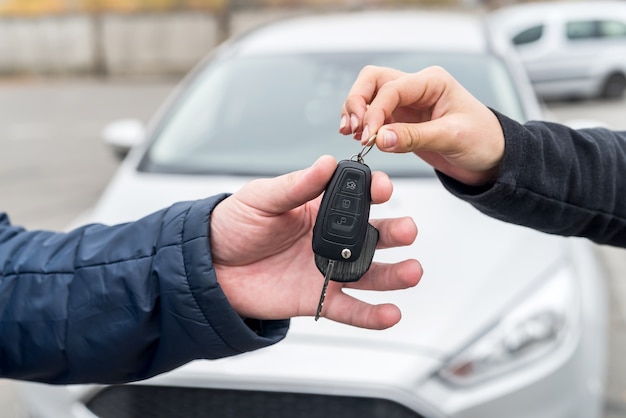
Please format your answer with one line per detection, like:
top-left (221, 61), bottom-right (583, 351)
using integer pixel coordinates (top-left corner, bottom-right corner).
top-left (331, 194), bottom-right (362, 215)
top-left (328, 213), bottom-right (358, 236)
top-left (339, 170), bottom-right (365, 195)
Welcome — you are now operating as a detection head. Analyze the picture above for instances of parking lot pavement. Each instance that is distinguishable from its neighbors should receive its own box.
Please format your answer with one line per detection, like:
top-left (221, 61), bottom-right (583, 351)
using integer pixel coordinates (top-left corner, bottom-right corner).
top-left (0, 76), bottom-right (177, 231)
top-left (1, 78), bottom-right (625, 417)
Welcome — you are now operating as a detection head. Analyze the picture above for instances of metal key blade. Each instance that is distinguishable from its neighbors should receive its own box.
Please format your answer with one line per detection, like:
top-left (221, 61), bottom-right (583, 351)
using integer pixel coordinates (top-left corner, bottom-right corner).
top-left (315, 259), bottom-right (336, 321)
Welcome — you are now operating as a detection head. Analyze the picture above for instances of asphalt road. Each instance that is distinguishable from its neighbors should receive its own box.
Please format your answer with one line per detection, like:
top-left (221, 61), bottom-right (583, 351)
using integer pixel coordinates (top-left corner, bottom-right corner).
top-left (1, 78), bottom-right (626, 416)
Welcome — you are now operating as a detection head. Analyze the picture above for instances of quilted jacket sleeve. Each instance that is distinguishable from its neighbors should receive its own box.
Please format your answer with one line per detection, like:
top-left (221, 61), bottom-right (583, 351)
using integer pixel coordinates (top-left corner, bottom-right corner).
top-left (0, 195), bottom-right (289, 384)
top-left (437, 110), bottom-right (626, 248)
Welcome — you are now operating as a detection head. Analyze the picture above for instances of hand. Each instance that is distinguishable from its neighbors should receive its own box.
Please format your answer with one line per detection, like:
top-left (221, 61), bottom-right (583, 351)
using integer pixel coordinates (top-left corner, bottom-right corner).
top-left (210, 155), bottom-right (421, 330)
top-left (340, 65), bottom-right (505, 186)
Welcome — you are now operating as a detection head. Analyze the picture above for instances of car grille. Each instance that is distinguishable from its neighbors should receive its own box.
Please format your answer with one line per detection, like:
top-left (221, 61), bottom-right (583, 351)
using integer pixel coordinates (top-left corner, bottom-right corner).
top-left (85, 385), bottom-right (426, 418)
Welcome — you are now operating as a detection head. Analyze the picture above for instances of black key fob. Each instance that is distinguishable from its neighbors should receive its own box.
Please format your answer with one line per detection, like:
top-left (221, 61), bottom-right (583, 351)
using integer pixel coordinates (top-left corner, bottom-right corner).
top-left (313, 159), bottom-right (371, 261)
top-left (312, 159), bottom-right (378, 282)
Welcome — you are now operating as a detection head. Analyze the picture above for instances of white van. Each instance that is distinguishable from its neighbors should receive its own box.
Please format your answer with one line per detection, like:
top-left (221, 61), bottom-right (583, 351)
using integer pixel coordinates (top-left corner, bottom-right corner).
top-left (490, 1), bottom-right (626, 100)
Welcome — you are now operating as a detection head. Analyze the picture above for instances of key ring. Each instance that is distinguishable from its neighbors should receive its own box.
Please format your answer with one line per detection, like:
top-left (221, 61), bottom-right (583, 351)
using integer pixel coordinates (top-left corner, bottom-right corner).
top-left (351, 134), bottom-right (377, 164)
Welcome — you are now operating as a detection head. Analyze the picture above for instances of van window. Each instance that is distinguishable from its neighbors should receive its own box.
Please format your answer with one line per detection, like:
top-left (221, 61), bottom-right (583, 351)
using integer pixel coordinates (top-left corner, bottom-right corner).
top-left (512, 25), bottom-right (544, 45)
top-left (567, 20), bottom-right (626, 40)
top-left (566, 20), bottom-right (596, 39)
top-left (599, 20), bottom-right (626, 37)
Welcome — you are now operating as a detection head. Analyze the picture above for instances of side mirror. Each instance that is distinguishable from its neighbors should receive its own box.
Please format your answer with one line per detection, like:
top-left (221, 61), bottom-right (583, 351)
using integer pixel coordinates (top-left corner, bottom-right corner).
top-left (101, 119), bottom-right (146, 160)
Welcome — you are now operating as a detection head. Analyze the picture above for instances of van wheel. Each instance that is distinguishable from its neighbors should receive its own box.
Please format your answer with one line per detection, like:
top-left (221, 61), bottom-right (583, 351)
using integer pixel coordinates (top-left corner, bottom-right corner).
top-left (601, 73), bottom-right (626, 99)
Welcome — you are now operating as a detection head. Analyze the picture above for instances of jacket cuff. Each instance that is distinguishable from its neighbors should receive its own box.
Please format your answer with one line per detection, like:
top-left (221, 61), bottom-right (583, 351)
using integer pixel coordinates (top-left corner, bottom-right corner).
top-left (435, 109), bottom-right (522, 204)
top-left (181, 196), bottom-right (290, 356)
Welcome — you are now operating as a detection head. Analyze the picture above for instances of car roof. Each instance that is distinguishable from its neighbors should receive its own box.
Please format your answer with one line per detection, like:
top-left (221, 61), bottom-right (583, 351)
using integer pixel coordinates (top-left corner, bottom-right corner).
top-left (225, 10), bottom-right (492, 56)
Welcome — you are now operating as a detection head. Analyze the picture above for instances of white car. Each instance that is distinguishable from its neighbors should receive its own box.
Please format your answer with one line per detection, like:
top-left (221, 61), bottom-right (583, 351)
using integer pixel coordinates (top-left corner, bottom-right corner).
top-left (15, 10), bottom-right (607, 418)
top-left (490, 1), bottom-right (626, 100)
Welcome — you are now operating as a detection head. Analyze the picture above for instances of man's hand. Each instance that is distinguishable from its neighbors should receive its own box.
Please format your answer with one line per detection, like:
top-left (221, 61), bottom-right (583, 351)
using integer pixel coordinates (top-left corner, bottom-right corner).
top-left (210, 155), bottom-right (421, 330)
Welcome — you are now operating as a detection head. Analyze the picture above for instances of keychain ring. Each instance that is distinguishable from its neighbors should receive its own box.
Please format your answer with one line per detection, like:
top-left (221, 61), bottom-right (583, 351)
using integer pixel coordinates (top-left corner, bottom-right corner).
top-left (357, 134), bottom-right (377, 162)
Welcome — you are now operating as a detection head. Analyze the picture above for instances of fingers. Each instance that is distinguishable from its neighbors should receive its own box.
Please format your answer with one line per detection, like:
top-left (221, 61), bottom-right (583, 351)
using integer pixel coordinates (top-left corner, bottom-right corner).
top-left (324, 290), bottom-right (403, 330)
top-left (343, 66), bottom-right (454, 147)
top-left (364, 66), bottom-right (453, 142)
top-left (239, 155), bottom-right (337, 214)
top-left (340, 65), bottom-right (408, 139)
top-left (320, 259), bottom-right (421, 329)
top-left (320, 249), bottom-right (423, 330)
top-left (370, 171), bottom-right (393, 204)
top-left (347, 259), bottom-right (422, 292)
top-left (341, 65), bottom-right (465, 153)
top-left (370, 216), bottom-right (417, 249)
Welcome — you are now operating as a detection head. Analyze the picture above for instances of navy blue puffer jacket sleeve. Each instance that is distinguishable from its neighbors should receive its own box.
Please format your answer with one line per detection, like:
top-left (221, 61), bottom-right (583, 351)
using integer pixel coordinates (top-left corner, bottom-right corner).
top-left (0, 195), bottom-right (289, 384)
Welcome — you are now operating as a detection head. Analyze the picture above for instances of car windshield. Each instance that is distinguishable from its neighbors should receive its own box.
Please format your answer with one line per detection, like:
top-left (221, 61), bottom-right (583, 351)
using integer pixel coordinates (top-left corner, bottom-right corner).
top-left (141, 51), bottom-right (525, 176)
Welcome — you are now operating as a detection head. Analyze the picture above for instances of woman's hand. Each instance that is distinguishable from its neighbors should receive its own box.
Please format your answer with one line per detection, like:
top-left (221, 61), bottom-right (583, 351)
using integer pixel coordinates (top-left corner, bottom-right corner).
top-left (340, 65), bottom-right (505, 186)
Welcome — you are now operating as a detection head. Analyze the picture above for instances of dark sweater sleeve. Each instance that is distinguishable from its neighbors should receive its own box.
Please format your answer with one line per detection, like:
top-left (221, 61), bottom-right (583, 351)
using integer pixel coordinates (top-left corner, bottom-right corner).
top-left (0, 196), bottom-right (289, 384)
top-left (437, 110), bottom-right (626, 247)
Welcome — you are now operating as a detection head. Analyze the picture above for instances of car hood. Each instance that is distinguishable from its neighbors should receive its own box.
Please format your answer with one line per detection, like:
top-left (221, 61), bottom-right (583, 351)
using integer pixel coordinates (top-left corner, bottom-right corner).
top-left (81, 166), bottom-right (568, 383)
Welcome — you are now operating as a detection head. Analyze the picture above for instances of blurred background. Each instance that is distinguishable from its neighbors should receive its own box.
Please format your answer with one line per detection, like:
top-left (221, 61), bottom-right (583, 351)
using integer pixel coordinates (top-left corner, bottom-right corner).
top-left (1, 0), bottom-right (626, 417)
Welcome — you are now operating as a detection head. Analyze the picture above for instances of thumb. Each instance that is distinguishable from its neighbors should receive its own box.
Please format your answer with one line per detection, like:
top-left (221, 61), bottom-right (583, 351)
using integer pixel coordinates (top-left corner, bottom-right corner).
top-left (376, 120), bottom-right (453, 154)
top-left (242, 155), bottom-right (337, 215)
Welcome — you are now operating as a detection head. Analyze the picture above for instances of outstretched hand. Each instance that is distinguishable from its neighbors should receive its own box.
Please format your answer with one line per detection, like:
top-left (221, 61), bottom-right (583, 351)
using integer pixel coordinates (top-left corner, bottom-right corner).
top-left (210, 155), bottom-right (421, 330)
top-left (340, 65), bottom-right (506, 186)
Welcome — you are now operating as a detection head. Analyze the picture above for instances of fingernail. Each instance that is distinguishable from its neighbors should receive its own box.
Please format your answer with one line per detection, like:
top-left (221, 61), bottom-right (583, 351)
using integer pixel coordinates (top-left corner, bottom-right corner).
top-left (339, 115), bottom-right (348, 130)
top-left (350, 114), bottom-right (359, 133)
top-left (382, 129), bottom-right (398, 148)
top-left (361, 125), bottom-right (370, 144)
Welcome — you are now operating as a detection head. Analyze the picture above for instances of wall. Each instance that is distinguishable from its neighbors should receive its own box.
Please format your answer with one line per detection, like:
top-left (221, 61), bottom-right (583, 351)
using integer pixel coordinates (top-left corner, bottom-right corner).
top-left (0, 9), bottom-right (303, 75)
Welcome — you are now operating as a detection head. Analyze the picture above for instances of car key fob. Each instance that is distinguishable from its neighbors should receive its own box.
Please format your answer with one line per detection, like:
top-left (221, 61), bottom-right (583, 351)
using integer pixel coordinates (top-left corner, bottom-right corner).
top-left (312, 159), bottom-right (378, 283)
top-left (314, 224), bottom-right (378, 282)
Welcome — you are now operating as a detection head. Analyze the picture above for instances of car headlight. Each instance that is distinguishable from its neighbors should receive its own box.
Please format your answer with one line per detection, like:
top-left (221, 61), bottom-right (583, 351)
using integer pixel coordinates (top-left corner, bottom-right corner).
top-left (439, 264), bottom-right (580, 386)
